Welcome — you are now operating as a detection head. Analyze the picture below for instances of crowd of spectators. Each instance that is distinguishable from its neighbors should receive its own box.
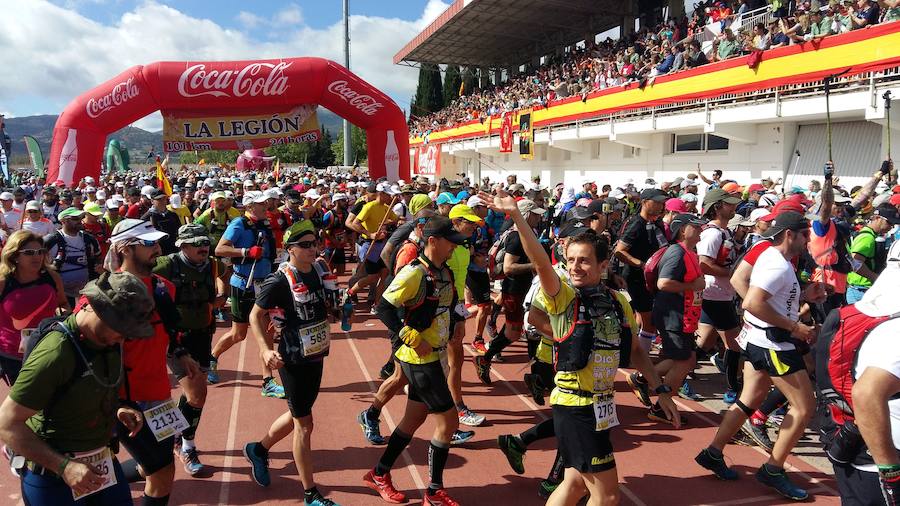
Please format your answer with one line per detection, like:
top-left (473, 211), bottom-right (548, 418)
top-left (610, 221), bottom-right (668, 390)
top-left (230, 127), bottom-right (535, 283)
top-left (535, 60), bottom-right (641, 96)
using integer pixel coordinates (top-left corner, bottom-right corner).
top-left (409, 0), bottom-right (900, 137)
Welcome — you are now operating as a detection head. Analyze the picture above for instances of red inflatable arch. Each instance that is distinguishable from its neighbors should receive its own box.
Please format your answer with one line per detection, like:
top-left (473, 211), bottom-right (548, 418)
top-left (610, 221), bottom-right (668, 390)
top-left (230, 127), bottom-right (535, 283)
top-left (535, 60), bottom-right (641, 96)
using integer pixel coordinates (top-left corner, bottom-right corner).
top-left (47, 57), bottom-right (409, 185)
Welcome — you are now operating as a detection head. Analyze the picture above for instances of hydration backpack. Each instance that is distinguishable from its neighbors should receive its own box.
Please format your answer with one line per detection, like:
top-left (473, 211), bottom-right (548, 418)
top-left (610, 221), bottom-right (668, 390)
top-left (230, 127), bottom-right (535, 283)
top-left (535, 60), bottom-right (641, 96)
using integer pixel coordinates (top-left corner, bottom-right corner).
top-left (487, 229), bottom-right (514, 279)
top-left (643, 244), bottom-right (672, 295)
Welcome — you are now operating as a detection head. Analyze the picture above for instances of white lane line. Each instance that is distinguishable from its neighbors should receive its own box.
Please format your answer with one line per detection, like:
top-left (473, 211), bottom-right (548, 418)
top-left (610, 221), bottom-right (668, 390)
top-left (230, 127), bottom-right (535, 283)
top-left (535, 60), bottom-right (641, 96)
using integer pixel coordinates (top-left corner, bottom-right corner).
top-left (619, 482), bottom-right (649, 506)
top-left (217, 337), bottom-right (248, 506)
top-left (347, 335), bottom-right (427, 491)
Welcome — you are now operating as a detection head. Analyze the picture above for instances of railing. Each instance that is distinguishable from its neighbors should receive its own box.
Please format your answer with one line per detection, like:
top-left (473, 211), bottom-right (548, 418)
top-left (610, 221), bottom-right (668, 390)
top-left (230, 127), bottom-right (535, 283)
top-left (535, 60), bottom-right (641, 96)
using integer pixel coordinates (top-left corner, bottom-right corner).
top-left (679, 4), bottom-right (773, 54)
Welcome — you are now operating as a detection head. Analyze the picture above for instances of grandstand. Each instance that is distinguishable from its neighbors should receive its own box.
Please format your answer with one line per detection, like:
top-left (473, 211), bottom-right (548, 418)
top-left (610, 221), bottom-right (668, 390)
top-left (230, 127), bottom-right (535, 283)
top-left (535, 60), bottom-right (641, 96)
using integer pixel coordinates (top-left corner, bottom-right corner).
top-left (398, 0), bottom-right (900, 191)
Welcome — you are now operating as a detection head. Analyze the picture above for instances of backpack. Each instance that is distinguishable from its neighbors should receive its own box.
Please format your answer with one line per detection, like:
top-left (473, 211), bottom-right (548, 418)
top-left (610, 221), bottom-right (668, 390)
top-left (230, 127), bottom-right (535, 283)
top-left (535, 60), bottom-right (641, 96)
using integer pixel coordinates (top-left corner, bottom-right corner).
top-left (488, 228), bottom-right (514, 279)
top-left (45, 230), bottom-right (101, 278)
top-left (643, 244), bottom-right (672, 294)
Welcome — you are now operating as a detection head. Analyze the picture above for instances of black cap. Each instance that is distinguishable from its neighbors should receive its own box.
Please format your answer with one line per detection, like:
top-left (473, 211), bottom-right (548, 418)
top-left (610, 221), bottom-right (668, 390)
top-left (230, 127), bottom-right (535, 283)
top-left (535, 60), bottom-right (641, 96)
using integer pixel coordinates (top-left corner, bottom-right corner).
top-left (640, 188), bottom-right (668, 202)
top-left (761, 211), bottom-right (810, 238)
top-left (149, 188), bottom-right (167, 200)
top-left (570, 206), bottom-right (594, 221)
top-left (558, 219), bottom-right (594, 238)
top-left (669, 213), bottom-right (707, 239)
top-left (422, 216), bottom-right (467, 245)
top-left (873, 204), bottom-right (900, 225)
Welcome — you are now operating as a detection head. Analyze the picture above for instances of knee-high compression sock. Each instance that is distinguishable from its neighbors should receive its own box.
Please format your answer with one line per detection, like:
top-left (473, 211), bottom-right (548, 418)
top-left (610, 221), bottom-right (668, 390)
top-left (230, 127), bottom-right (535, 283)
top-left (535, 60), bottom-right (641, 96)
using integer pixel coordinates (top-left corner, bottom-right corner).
top-left (526, 337), bottom-right (539, 360)
top-left (638, 330), bottom-right (656, 353)
top-left (519, 418), bottom-right (555, 447)
top-left (547, 450), bottom-right (565, 483)
top-left (751, 388), bottom-right (788, 426)
top-left (484, 327), bottom-right (510, 362)
top-left (427, 439), bottom-right (450, 494)
top-left (375, 429), bottom-right (413, 476)
top-left (724, 349), bottom-right (741, 392)
top-left (178, 395), bottom-right (203, 443)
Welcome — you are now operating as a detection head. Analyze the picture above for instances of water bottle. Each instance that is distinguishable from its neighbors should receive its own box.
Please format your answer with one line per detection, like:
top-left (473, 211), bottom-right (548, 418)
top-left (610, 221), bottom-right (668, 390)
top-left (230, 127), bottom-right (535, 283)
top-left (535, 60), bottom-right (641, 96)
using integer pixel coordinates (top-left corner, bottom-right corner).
top-left (340, 289), bottom-right (353, 331)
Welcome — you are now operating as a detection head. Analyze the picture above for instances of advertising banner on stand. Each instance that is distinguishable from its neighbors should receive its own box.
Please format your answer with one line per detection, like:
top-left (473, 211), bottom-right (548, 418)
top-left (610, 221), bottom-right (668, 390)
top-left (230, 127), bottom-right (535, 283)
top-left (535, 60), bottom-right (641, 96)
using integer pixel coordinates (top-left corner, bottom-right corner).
top-left (162, 104), bottom-right (320, 152)
top-left (518, 109), bottom-right (533, 160)
top-left (499, 113), bottom-right (512, 153)
top-left (417, 144), bottom-right (440, 176)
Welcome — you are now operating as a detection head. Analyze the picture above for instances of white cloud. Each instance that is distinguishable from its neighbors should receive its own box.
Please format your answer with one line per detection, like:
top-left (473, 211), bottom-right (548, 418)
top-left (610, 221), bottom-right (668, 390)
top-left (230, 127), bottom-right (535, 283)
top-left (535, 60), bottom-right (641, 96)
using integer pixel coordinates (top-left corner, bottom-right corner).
top-left (2, 0), bottom-right (450, 131)
top-left (276, 4), bottom-right (304, 25)
top-left (236, 11), bottom-right (264, 29)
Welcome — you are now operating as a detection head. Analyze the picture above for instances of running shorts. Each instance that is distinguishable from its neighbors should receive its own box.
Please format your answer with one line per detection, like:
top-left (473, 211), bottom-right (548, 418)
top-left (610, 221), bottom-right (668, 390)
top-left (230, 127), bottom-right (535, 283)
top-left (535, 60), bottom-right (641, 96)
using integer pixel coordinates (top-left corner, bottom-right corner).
top-left (117, 400), bottom-right (175, 475)
top-left (553, 404), bottom-right (616, 473)
top-left (279, 360), bottom-right (325, 418)
top-left (466, 270), bottom-right (491, 305)
top-left (700, 299), bottom-right (741, 331)
top-left (400, 360), bottom-right (454, 413)
top-left (741, 342), bottom-right (806, 377)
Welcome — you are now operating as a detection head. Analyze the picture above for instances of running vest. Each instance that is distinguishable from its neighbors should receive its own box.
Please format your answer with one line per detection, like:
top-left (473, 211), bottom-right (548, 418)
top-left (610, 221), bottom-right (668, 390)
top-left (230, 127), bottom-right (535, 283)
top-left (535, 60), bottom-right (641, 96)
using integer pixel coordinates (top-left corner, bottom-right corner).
top-left (809, 219), bottom-right (852, 293)
top-left (45, 231), bottom-right (100, 278)
top-left (164, 254), bottom-right (217, 330)
top-left (275, 262), bottom-right (332, 362)
top-left (232, 216), bottom-right (276, 266)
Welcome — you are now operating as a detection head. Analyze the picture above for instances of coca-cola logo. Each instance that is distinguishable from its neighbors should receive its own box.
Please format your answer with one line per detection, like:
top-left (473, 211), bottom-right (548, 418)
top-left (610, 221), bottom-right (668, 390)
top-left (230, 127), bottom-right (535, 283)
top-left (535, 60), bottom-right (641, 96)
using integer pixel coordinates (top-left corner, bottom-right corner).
top-left (177, 62), bottom-right (292, 98)
top-left (385, 153), bottom-right (400, 163)
top-left (86, 77), bottom-right (139, 119)
top-left (327, 80), bottom-right (383, 116)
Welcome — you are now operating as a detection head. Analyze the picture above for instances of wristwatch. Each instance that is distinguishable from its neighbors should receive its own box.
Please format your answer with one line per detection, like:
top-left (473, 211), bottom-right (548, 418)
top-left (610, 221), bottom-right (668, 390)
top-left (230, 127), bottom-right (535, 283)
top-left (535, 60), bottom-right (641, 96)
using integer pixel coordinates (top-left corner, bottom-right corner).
top-left (654, 384), bottom-right (673, 395)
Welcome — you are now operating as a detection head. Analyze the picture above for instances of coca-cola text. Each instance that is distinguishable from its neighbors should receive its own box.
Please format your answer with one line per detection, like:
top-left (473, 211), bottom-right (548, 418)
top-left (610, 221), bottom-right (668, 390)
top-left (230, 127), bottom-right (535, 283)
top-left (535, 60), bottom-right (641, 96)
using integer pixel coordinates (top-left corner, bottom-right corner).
top-left (86, 77), bottom-right (139, 119)
top-left (327, 80), bottom-right (384, 116)
top-left (177, 62), bottom-right (292, 98)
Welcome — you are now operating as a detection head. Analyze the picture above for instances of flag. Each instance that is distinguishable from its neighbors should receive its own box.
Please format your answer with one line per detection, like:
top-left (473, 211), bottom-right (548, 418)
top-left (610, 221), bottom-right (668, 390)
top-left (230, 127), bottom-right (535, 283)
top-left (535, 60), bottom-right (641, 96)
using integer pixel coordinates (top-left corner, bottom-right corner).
top-left (23, 136), bottom-right (44, 178)
top-left (156, 156), bottom-right (173, 195)
top-left (484, 115), bottom-right (492, 135)
top-left (274, 159), bottom-right (280, 181)
top-left (198, 158), bottom-right (206, 166)
top-left (459, 81), bottom-right (465, 97)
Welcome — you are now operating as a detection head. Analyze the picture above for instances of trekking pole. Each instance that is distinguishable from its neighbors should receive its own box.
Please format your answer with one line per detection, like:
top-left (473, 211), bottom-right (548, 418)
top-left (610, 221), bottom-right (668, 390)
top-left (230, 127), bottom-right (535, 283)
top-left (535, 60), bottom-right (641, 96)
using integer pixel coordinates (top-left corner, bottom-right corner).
top-left (824, 68), bottom-right (852, 163)
top-left (246, 231), bottom-right (265, 285)
top-left (885, 91), bottom-right (895, 185)
top-left (365, 196), bottom-right (398, 262)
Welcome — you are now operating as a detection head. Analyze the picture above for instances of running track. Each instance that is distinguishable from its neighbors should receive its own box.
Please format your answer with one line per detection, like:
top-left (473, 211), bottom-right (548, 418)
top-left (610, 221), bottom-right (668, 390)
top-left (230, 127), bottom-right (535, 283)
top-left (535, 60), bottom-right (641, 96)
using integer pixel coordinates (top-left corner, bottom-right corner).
top-left (0, 274), bottom-right (840, 505)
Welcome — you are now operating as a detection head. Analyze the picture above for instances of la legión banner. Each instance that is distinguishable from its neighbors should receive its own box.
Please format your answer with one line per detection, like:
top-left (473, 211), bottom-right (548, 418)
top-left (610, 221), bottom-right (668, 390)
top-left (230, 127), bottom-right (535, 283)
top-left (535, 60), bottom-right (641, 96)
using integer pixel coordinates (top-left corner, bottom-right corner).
top-left (162, 105), bottom-right (320, 152)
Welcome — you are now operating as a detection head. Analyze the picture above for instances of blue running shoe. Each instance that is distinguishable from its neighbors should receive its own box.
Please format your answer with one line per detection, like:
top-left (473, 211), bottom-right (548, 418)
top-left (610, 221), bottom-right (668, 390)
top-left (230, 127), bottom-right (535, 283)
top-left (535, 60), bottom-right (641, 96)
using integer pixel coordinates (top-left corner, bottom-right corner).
top-left (755, 464), bottom-right (808, 501)
top-left (306, 497), bottom-right (339, 506)
top-left (207, 360), bottom-right (220, 384)
top-left (679, 380), bottom-right (702, 401)
top-left (695, 448), bottom-right (738, 480)
top-left (450, 430), bottom-right (474, 445)
top-left (243, 442), bottom-right (271, 487)
top-left (357, 409), bottom-right (387, 445)
top-left (262, 377), bottom-right (285, 399)
top-left (178, 447), bottom-right (204, 476)
top-left (723, 389), bottom-right (738, 405)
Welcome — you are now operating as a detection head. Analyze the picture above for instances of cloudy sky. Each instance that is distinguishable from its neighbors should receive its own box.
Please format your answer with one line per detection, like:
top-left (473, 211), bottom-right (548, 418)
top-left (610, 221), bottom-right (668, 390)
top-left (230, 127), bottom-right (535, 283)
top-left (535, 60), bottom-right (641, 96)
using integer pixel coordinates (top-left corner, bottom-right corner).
top-left (1, 0), bottom-right (449, 130)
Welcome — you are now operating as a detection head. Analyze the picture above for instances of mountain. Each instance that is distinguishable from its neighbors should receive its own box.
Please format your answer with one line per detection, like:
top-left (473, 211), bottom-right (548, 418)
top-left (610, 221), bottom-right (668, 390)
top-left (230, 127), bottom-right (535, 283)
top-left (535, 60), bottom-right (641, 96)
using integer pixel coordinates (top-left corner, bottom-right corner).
top-left (3, 108), bottom-right (346, 165)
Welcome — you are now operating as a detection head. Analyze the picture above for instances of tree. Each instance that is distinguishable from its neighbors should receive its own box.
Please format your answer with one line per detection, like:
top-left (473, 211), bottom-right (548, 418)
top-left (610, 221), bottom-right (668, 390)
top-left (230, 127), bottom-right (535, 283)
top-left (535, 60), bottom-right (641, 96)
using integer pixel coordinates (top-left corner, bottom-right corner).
top-left (179, 150), bottom-right (240, 165)
top-left (332, 125), bottom-right (368, 166)
top-left (306, 126), bottom-right (336, 168)
top-left (411, 63), bottom-right (444, 118)
top-left (461, 66), bottom-right (478, 96)
top-left (266, 142), bottom-right (310, 163)
top-left (442, 65), bottom-right (462, 106)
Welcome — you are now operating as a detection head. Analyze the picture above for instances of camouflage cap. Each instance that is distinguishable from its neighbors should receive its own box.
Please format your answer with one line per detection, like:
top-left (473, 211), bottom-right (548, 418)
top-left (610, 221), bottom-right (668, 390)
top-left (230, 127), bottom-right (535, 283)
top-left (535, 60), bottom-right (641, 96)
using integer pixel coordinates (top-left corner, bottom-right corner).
top-left (80, 271), bottom-right (155, 338)
top-left (175, 223), bottom-right (210, 247)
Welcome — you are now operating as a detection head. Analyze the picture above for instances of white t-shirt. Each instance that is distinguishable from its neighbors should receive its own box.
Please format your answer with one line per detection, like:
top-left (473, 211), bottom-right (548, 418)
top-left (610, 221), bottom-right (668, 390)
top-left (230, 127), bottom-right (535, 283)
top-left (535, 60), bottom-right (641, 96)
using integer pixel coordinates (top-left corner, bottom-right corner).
top-left (742, 246), bottom-right (800, 351)
top-left (853, 318), bottom-right (900, 472)
top-left (22, 219), bottom-right (56, 238)
top-left (696, 225), bottom-right (737, 301)
top-left (2, 208), bottom-right (22, 231)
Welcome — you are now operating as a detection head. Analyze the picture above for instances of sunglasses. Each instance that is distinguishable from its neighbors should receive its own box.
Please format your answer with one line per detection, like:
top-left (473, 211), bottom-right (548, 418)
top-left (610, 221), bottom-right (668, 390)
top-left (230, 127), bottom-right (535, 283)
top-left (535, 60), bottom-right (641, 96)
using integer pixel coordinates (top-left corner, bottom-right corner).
top-left (131, 239), bottom-right (158, 247)
top-left (26, 209), bottom-right (41, 213)
top-left (188, 240), bottom-right (211, 247)
top-left (19, 248), bottom-right (46, 256)
top-left (290, 240), bottom-right (317, 249)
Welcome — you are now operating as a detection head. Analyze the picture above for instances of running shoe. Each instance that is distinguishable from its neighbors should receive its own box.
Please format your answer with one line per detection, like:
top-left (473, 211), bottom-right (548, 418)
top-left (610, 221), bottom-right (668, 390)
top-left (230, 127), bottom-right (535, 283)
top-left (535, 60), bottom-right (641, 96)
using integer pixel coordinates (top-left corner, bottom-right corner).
top-left (243, 442), bottom-right (271, 487)
top-left (450, 430), bottom-right (475, 445)
top-left (694, 448), bottom-right (738, 481)
top-left (472, 339), bottom-right (487, 355)
top-left (458, 408), bottom-right (486, 427)
top-left (357, 409), bottom-right (387, 445)
top-left (678, 380), bottom-right (702, 401)
top-left (473, 356), bottom-right (492, 385)
top-left (740, 420), bottom-right (775, 453)
top-left (755, 465), bottom-right (808, 501)
top-left (262, 377), bottom-right (285, 399)
top-left (363, 469), bottom-right (407, 504)
top-left (305, 497), bottom-right (339, 506)
top-left (647, 404), bottom-right (687, 426)
top-left (369, 306), bottom-right (378, 316)
top-left (497, 435), bottom-right (526, 474)
top-left (626, 372), bottom-right (652, 407)
top-left (207, 360), bottom-right (220, 384)
top-left (538, 480), bottom-right (559, 500)
top-left (524, 373), bottom-right (545, 405)
top-left (423, 488), bottom-right (459, 506)
top-left (711, 352), bottom-right (726, 374)
top-left (722, 389), bottom-right (738, 405)
top-left (729, 431), bottom-right (756, 447)
top-left (178, 447), bottom-right (204, 476)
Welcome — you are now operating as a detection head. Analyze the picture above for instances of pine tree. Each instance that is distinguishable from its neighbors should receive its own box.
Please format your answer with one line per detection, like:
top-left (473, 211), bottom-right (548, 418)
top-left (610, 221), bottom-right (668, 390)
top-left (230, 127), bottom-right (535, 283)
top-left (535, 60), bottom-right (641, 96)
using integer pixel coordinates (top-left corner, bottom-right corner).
top-left (412, 63), bottom-right (444, 117)
top-left (461, 66), bottom-right (478, 96)
top-left (442, 65), bottom-right (462, 106)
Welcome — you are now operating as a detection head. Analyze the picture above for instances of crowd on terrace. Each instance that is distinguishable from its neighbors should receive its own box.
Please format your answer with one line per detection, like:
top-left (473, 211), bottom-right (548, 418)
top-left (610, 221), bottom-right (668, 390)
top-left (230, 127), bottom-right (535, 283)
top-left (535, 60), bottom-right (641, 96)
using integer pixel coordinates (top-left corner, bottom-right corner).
top-left (408, 0), bottom-right (900, 137)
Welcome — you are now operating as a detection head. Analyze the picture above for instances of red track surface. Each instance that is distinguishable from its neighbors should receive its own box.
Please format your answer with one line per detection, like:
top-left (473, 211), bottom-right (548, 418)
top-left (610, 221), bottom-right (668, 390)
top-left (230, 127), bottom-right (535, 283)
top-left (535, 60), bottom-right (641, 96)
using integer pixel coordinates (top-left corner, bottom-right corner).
top-left (0, 285), bottom-right (840, 505)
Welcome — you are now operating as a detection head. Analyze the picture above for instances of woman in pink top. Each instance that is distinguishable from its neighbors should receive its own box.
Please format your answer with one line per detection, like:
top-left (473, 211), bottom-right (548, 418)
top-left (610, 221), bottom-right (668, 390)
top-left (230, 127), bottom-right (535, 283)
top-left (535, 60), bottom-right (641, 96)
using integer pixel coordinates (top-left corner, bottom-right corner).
top-left (0, 230), bottom-right (68, 385)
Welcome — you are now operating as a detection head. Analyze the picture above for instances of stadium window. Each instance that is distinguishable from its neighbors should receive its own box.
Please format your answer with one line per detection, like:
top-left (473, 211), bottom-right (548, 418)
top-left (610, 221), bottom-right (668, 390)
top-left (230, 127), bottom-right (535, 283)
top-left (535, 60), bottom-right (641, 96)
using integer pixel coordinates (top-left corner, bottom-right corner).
top-left (672, 133), bottom-right (729, 153)
top-left (623, 145), bottom-right (641, 158)
top-left (706, 134), bottom-right (730, 151)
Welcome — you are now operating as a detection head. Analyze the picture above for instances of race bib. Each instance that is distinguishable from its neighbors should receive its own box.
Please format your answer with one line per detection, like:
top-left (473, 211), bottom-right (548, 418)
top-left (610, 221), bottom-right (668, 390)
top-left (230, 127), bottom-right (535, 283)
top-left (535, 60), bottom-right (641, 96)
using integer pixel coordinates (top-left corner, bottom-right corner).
top-left (70, 447), bottom-right (116, 500)
top-left (736, 322), bottom-right (751, 349)
top-left (298, 320), bottom-right (330, 357)
top-left (143, 399), bottom-right (190, 442)
top-left (593, 392), bottom-right (619, 432)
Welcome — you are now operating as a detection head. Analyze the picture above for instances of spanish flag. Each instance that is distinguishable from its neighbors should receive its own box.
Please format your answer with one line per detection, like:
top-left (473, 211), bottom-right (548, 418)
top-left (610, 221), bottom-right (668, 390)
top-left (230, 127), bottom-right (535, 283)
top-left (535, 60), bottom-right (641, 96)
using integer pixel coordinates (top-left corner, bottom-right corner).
top-left (156, 156), bottom-right (173, 196)
top-left (273, 159), bottom-right (280, 182)
top-left (198, 158), bottom-right (206, 166)
top-left (459, 81), bottom-right (465, 96)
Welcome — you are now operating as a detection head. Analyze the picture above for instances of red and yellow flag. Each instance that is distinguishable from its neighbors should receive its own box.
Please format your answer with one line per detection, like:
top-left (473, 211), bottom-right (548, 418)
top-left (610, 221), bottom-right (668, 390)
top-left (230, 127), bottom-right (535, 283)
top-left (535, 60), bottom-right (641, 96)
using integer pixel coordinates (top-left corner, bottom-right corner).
top-left (156, 156), bottom-right (173, 196)
top-left (273, 159), bottom-right (280, 182)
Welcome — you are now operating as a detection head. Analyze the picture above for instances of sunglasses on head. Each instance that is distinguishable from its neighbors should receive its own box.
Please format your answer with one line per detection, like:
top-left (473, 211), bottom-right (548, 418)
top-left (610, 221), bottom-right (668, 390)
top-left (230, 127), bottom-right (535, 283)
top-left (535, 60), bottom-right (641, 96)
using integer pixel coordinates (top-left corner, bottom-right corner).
top-left (19, 248), bottom-right (46, 256)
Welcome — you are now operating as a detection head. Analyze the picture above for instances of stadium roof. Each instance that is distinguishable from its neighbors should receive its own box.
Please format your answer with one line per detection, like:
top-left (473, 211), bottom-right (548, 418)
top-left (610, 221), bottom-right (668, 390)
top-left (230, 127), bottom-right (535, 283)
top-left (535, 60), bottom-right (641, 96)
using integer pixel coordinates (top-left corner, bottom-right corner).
top-left (394, 0), bottom-right (634, 68)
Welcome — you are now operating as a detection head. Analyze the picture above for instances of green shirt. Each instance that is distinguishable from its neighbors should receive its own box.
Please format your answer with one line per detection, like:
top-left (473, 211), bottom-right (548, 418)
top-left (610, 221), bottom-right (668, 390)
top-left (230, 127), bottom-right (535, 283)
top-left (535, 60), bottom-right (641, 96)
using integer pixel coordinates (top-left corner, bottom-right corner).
top-left (847, 227), bottom-right (877, 288)
top-left (717, 39), bottom-right (739, 60)
top-left (886, 7), bottom-right (900, 22)
top-left (10, 315), bottom-right (122, 453)
top-left (447, 244), bottom-right (471, 300)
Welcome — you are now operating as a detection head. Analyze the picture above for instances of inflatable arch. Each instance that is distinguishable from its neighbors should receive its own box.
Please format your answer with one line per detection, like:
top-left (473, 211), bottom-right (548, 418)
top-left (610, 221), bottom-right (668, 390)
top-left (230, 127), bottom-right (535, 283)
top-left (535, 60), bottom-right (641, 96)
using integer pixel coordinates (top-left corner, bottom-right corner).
top-left (48, 57), bottom-right (409, 185)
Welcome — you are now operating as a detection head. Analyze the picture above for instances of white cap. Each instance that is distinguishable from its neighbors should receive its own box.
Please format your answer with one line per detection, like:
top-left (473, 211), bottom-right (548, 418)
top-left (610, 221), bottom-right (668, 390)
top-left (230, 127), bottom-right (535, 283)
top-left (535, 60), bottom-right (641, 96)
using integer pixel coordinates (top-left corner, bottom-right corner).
top-left (304, 188), bottom-right (321, 199)
top-left (203, 178), bottom-right (217, 188)
top-left (263, 188), bottom-right (281, 200)
top-left (107, 198), bottom-right (122, 210)
top-left (467, 195), bottom-right (486, 207)
top-left (377, 182), bottom-right (399, 196)
top-left (141, 185), bottom-right (156, 197)
top-left (96, 190), bottom-right (107, 200)
top-left (242, 191), bottom-right (268, 206)
top-left (680, 193), bottom-right (698, 203)
top-left (25, 200), bottom-right (41, 211)
top-left (759, 193), bottom-right (779, 207)
top-left (170, 194), bottom-right (183, 209)
top-left (609, 188), bottom-right (625, 199)
top-left (243, 179), bottom-right (255, 187)
top-left (0, 192), bottom-right (13, 200)
top-left (224, 190), bottom-right (235, 199)
top-left (84, 176), bottom-right (95, 184)
top-left (84, 186), bottom-right (96, 193)
top-left (115, 181), bottom-right (125, 187)
top-left (111, 219), bottom-right (169, 244)
top-left (331, 192), bottom-right (348, 202)
top-left (748, 207), bottom-right (770, 222)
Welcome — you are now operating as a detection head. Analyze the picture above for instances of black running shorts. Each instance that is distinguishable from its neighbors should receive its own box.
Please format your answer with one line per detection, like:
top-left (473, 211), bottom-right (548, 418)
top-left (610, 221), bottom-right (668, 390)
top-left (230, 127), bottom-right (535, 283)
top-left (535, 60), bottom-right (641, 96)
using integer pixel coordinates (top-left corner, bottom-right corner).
top-left (700, 299), bottom-right (741, 331)
top-left (229, 285), bottom-right (256, 324)
top-left (400, 360), bottom-right (454, 413)
top-left (625, 277), bottom-right (653, 313)
top-left (741, 342), bottom-right (806, 377)
top-left (465, 270), bottom-right (492, 305)
top-left (167, 328), bottom-right (214, 380)
top-left (553, 404), bottom-right (616, 474)
top-left (117, 400), bottom-right (175, 475)
top-left (279, 360), bottom-right (325, 418)
top-left (658, 329), bottom-right (696, 361)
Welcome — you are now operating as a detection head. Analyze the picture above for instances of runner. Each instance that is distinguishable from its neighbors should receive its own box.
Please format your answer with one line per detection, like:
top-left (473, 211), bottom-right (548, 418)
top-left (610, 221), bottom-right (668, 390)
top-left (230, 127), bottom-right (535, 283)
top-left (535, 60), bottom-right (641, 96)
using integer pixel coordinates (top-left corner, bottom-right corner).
top-left (0, 272), bottom-right (152, 505)
top-left (152, 224), bottom-right (223, 477)
top-left (363, 216), bottom-right (466, 506)
top-left (321, 193), bottom-right (350, 275)
top-left (243, 224), bottom-right (340, 505)
top-left (45, 208), bottom-right (101, 307)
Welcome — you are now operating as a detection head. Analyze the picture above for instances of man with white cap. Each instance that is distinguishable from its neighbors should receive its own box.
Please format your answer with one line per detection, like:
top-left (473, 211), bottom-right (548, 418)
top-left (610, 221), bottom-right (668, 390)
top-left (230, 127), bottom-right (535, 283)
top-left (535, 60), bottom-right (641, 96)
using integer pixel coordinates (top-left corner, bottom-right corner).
top-left (345, 182), bottom-right (399, 310)
top-left (322, 192), bottom-right (350, 276)
top-left (22, 201), bottom-right (55, 237)
top-left (1, 191), bottom-right (22, 231)
top-left (211, 191), bottom-right (284, 398)
top-left (45, 208), bottom-right (102, 307)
